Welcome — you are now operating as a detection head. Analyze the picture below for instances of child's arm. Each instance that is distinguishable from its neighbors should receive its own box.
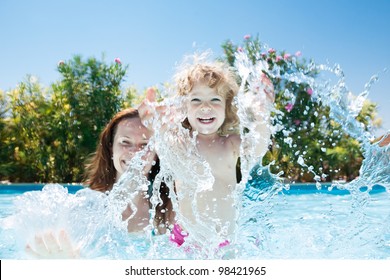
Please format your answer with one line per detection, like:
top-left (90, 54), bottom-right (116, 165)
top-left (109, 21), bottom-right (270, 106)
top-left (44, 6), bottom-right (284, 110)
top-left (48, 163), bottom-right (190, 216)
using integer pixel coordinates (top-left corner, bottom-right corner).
top-left (245, 74), bottom-right (275, 160)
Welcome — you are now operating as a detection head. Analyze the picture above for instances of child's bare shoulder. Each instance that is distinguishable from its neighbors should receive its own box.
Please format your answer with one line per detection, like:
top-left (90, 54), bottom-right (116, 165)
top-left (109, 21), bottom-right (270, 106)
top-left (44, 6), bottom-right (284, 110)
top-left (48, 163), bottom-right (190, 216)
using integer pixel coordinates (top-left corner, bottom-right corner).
top-left (223, 133), bottom-right (241, 150)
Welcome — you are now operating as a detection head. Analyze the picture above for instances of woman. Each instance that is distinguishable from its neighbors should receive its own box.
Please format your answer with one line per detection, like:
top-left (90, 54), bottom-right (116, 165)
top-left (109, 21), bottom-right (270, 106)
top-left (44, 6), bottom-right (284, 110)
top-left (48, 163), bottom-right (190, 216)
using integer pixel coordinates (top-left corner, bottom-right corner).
top-left (26, 108), bottom-right (173, 258)
top-left (84, 108), bottom-right (173, 233)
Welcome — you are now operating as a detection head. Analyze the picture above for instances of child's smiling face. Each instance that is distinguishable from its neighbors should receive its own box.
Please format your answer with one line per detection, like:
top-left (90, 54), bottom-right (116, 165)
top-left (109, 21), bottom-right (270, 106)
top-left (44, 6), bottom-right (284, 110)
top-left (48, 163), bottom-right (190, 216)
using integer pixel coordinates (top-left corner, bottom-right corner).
top-left (186, 83), bottom-right (226, 136)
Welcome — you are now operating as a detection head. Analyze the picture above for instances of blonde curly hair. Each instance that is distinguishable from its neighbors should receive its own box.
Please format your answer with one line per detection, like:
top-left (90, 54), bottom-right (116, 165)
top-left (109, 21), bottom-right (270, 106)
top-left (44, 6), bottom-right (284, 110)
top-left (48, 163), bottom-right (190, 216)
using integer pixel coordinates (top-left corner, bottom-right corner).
top-left (174, 59), bottom-right (240, 136)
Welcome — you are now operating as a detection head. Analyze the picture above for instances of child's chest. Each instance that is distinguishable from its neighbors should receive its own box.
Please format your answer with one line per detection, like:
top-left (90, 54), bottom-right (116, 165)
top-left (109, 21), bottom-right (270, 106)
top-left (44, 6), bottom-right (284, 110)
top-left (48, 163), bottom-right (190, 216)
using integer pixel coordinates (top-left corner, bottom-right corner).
top-left (197, 139), bottom-right (239, 182)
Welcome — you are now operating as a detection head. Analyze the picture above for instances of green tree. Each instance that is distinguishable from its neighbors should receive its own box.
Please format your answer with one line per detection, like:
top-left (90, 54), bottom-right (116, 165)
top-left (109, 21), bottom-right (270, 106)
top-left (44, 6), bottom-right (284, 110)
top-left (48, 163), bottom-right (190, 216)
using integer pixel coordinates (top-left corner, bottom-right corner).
top-left (49, 55), bottom-right (128, 182)
top-left (0, 55), bottom-right (131, 183)
top-left (0, 89), bottom-right (13, 180)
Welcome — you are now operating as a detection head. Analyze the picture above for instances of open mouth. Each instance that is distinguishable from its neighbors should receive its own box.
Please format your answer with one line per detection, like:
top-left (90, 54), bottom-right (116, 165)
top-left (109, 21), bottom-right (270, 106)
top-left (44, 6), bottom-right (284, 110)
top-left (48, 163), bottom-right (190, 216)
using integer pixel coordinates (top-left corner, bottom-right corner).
top-left (198, 117), bottom-right (215, 124)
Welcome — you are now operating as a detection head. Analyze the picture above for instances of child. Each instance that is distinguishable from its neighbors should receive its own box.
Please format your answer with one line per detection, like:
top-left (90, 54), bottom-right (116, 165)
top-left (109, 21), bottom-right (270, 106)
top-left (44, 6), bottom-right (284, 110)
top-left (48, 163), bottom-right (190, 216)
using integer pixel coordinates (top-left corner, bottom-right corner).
top-left (139, 56), bottom-right (274, 246)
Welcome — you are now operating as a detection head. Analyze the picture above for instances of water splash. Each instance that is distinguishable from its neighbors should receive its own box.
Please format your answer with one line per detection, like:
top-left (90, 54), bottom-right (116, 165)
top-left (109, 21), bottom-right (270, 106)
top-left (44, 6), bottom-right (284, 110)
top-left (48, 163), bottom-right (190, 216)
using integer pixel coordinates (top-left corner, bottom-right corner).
top-left (1, 47), bottom-right (389, 259)
top-left (231, 48), bottom-right (390, 258)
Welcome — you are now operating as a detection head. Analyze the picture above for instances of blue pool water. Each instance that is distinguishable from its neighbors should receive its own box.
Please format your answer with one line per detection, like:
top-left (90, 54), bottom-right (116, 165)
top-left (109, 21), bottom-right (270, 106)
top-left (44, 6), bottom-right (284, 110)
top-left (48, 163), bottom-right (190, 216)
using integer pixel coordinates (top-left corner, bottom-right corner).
top-left (1, 183), bottom-right (389, 259)
top-left (0, 184), bottom-right (83, 219)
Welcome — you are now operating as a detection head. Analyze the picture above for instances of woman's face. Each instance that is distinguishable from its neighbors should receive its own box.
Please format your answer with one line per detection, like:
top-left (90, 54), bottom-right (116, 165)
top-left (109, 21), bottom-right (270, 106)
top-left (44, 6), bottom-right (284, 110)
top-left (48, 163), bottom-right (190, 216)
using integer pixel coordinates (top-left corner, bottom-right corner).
top-left (112, 117), bottom-right (153, 180)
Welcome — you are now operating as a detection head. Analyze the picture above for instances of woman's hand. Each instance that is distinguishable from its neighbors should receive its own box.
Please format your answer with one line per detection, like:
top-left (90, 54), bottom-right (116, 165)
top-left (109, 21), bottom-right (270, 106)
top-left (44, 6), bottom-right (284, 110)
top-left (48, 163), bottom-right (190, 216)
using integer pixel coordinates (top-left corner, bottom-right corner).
top-left (25, 230), bottom-right (80, 259)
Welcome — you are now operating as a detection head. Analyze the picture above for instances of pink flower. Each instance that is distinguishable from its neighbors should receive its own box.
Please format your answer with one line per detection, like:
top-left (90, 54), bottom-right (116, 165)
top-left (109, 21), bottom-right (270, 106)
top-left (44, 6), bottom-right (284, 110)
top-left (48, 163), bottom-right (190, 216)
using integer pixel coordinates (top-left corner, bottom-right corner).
top-left (283, 53), bottom-right (291, 60)
top-left (307, 87), bottom-right (313, 95)
top-left (244, 34), bottom-right (251, 40)
top-left (237, 47), bottom-right (244, 52)
top-left (268, 48), bottom-right (276, 54)
top-left (114, 57), bottom-right (121, 64)
top-left (295, 51), bottom-right (302, 57)
top-left (285, 103), bottom-right (294, 112)
top-left (276, 55), bottom-right (282, 62)
top-left (294, 119), bottom-right (301, 126)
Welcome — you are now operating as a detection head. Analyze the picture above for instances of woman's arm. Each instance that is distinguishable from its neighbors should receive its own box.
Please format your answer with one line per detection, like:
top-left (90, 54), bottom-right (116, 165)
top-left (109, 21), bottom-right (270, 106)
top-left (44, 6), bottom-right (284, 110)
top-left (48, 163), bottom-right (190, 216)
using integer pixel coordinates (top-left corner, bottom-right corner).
top-left (25, 230), bottom-right (80, 259)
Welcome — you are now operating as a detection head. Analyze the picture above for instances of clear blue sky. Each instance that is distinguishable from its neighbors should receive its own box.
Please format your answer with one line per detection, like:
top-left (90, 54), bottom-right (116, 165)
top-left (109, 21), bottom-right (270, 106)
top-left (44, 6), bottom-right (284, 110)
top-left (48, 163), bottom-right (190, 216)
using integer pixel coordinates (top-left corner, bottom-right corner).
top-left (1, 0), bottom-right (389, 135)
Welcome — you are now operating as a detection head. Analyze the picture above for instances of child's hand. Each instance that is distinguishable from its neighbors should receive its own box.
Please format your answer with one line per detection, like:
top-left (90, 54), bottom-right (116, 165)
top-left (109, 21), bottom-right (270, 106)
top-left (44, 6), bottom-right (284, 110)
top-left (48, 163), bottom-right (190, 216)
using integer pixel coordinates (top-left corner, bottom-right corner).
top-left (138, 88), bottom-right (176, 132)
top-left (138, 88), bottom-right (157, 131)
top-left (242, 73), bottom-right (275, 124)
top-left (25, 230), bottom-right (80, 259)
top-left (261, 73), bottom-right (275, 103)
top-left (247, 74), bottom-right (274, 113)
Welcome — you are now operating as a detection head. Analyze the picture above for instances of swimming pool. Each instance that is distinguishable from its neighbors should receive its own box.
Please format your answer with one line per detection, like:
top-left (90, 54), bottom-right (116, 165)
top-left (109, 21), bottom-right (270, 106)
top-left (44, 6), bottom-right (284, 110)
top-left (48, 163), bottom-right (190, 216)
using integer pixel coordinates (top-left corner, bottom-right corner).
top-left (0, 184), bottom-right (83, 219)
top-left (1, 183), bottom-right (389, 259)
